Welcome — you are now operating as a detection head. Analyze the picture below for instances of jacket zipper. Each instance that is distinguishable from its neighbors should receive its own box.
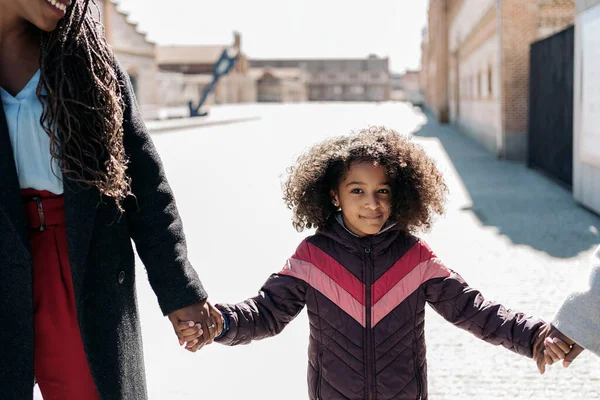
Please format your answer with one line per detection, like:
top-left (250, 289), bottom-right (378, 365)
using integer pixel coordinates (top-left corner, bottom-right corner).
top-left (413, 291), bottom-right (422, 400)
top-left (364, 243), bottom-right (375, 400)
top-left (316, 349), bottom-right (324, 400)
top-left (414, 352), bottom-right (422, 400)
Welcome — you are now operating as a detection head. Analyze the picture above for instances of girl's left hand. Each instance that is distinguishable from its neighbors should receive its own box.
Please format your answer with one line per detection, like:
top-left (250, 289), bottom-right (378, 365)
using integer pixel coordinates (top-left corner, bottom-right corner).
top-left (176, 321), bottom-right (204, 349)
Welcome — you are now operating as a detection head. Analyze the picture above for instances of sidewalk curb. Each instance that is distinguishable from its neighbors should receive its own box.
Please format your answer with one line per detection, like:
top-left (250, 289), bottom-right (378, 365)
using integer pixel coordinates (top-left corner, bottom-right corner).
top-left (146, 116), bottom-right (261, 133)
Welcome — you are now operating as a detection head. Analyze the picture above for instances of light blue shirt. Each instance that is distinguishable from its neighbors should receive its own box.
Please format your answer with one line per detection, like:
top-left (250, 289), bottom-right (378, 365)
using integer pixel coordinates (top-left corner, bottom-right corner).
top-left (0, 70), bottom-right (63, 194)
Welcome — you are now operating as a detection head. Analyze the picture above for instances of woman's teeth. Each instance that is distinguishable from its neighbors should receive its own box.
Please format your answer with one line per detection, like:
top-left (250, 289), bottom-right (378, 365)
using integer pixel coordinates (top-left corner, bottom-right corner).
top-left (46, 0), bottom-right (67, 12)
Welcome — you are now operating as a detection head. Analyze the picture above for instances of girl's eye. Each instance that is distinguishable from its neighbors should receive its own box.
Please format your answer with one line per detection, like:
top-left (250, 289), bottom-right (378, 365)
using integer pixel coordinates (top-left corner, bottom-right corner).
top-left (378, 189), bottom-right (390, 194)
top-left (350, 188), bottom-right (363, 194)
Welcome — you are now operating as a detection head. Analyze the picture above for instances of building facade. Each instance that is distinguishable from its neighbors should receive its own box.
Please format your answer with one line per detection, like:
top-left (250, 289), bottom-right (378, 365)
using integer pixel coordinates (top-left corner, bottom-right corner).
top-left (96, 2), bottom-right (257, 119)
top-left (401, 70), bottom-right (424, 105)
top-left (97, 0), bottom-right (159, 119)
top-left (424, 0), bottom-right (575, 160)
top-left (574, 0), bottom-right (600, 214)
top-left (390, 73), bottom-right (405, 101)
top-left (250, 56), bottom-right (391, 102)
top-left (420, 27), bottom-right (429, 96)
top-left (250, 68), bottom-right (308, 103)
top-left (390, 71), bottom-right (423, 103)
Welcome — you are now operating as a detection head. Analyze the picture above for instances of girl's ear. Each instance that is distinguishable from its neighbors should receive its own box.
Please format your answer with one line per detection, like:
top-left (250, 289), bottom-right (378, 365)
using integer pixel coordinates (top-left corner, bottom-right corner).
top-left (330, 190), bottom-right (340, 207)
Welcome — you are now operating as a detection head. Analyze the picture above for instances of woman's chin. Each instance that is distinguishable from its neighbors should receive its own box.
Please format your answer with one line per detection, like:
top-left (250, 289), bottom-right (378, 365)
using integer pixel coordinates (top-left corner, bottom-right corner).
top-left (34, 18), bottom-right (60, 32)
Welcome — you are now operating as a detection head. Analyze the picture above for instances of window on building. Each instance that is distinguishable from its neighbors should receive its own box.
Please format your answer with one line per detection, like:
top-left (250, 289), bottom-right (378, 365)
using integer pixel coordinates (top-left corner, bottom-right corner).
top-left (466, 78), bottom-right (470, 99)
top-left (477, 71), bottom-right (482, 98)
top-left (333, 85), bottom-right (343, 95)
top-left (469, 77), bottom-right (472, 99)
top-left (350, 85), bottom-right (364, 94)
top-left (488, 65), bottom-right (493, 97)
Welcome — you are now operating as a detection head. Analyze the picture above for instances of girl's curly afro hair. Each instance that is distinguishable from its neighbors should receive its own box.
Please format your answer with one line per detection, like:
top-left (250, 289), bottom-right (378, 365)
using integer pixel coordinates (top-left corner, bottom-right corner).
top-left (283, 126), bottom-right (448, 234)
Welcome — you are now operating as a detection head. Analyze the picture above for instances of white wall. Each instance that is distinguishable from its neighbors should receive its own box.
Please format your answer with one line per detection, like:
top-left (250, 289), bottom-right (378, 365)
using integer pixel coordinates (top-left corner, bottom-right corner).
top-left (448, 0), bottom-right (501, 154)
top-left (574, 1), bottom-right (600, 214)
top-left (449, 0), bottom-right (496, 53)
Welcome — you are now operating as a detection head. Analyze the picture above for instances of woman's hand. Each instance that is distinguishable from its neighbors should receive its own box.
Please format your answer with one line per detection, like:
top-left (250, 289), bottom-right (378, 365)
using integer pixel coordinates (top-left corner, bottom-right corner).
top-left (168, 300), bottom-right (223, 352)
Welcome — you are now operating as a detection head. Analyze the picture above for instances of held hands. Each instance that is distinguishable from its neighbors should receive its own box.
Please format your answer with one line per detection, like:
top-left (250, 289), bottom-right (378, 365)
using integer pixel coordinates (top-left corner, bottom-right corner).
top-left (167, 300), bottom-right (224, 352)
top-left (533, 324), bottom-right (585, 374)
top-left (176, 306), bottom-right (225, 352)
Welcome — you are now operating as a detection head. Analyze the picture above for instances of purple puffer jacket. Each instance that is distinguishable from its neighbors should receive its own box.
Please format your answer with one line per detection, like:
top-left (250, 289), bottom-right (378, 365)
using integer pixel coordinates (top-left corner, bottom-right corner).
top-left (215, 219), bottom-right (544, 400)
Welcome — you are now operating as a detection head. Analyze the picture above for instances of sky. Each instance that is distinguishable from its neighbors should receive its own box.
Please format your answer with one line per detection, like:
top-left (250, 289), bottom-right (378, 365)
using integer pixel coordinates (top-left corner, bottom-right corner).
top-left (115, 0), bottom-right (429, 74)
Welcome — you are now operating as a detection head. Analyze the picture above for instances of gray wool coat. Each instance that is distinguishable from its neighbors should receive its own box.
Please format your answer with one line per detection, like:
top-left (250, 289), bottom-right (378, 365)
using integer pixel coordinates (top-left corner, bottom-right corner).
top-left (553, 245), bottom-right (600, 356)
top-left (0, 65), bottom-right (207, 399)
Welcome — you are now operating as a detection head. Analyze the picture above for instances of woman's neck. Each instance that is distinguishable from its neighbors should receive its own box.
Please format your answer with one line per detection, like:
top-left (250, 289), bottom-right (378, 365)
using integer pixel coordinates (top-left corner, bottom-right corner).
top-left (0, 12), bottom-right (40, 96)
top-left (0, 3), bottom-right (32, 45)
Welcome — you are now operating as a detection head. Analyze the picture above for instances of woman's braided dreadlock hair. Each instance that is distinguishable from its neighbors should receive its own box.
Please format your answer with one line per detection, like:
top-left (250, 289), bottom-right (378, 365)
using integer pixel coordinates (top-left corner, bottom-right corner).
top-left (37, 0), bottom-right (130, 207)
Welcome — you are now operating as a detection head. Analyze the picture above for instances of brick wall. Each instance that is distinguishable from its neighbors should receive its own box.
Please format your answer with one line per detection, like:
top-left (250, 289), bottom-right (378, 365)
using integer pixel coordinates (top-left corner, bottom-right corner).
top-left (426, 0), bottom-right (450, 122)
top-left (498, 0), bottom-right (538, 160)
top-left (538, 0), bottom-right (576, 39)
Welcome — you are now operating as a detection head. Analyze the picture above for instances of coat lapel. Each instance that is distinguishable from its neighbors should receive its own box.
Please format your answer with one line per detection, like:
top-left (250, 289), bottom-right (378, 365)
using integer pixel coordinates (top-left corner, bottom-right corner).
top-left (1, 99), bottom-right (99, 300)
top-left (0, 101), bottom-right (31, 262)
top-left (64, 178), bottom-right (99, 302)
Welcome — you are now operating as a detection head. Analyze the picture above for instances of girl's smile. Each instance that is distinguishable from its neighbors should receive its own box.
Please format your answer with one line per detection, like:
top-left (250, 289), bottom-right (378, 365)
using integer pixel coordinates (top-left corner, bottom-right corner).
top-left (331, 161), bottom-right (392, 237)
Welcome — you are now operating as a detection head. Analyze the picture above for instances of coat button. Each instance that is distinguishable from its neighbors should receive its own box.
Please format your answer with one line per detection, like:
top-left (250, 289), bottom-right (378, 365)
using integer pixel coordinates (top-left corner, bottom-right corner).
top-left (118, 271), bottom-right (125, 284)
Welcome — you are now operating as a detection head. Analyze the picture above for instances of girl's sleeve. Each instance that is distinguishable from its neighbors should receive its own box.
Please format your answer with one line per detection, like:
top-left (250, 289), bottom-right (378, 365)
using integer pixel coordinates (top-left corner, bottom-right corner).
top-left (552, 245), bottom-right (600, 356)
top-left (215, 274), bottom-right (308, 346)
top-left (214, 240), bottom-right (312, 346)
top-left (420, 242), bottom-right (545, 358)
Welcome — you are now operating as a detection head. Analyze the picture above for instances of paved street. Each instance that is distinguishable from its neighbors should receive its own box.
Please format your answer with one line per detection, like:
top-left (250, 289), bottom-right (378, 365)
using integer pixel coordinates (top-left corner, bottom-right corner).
top-left (35, 102), bottom-right (600, 399)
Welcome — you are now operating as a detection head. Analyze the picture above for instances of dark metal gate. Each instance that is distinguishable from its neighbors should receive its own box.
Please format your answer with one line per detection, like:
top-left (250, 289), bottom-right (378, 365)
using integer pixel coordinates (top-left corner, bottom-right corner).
top-left (528, 26), bottom-right (574, 187)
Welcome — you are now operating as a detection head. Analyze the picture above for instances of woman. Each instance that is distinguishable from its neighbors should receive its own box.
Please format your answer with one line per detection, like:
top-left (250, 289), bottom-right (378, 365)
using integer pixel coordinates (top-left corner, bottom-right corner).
top-left (0, 0), bottom-right (219, 398)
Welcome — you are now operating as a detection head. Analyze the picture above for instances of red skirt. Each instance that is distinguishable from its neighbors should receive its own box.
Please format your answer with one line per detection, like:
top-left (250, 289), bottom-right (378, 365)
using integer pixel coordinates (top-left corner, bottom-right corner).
top-left (22, 189), bottom-right (99, 400)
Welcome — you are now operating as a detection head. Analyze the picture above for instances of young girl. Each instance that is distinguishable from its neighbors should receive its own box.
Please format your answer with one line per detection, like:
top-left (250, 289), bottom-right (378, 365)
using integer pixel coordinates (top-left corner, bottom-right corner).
top-left (181, 126), bottom-right (553, 399)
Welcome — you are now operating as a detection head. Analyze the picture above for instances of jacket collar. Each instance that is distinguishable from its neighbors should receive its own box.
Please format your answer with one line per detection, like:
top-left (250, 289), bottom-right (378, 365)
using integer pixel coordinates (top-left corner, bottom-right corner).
top-left (316, 213), bottom-right (403, 256)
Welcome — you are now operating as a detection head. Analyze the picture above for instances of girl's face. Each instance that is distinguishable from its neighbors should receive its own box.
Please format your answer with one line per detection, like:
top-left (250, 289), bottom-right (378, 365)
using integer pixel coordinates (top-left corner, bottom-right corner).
top-left (8, 0), bottom-right (72, 32)
top-left (331, 162), bottom-right (392, 237)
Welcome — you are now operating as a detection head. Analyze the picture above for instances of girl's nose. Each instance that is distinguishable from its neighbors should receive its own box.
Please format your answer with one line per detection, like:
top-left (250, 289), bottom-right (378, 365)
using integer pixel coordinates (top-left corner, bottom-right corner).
top-left (364, 195), bottom-right (380, 210)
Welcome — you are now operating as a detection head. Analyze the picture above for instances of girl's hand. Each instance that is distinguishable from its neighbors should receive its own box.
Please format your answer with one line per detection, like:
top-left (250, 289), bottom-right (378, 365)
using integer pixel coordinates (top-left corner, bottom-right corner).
top-left (543, 337), bottom-right (571, 365)
top-left (534, 324), bottom-right (585, 374)
top-left (176, 321), bottom-right (204, 349)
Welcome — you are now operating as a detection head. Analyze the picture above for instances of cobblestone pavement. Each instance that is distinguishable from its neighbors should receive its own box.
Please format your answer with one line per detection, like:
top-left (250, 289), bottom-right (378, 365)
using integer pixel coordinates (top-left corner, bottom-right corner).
top-left (34, 102), bottom-right (600, 399)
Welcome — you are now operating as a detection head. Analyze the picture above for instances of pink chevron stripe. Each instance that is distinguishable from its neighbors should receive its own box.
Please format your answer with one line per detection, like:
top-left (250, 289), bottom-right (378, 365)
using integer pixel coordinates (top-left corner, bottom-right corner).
top-left (292, 241), bottom-right (365, 305)
top-left (372, 241), bottom-right (436, 304)
top-left (371, 258), bottom-right (451, 326)
top-left (280, 258), bottom-right (366, 327)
